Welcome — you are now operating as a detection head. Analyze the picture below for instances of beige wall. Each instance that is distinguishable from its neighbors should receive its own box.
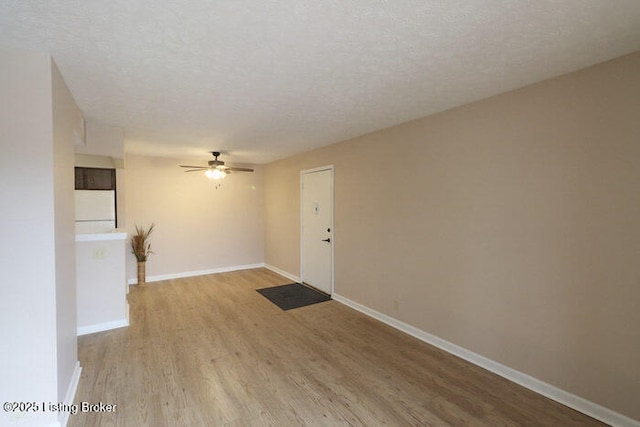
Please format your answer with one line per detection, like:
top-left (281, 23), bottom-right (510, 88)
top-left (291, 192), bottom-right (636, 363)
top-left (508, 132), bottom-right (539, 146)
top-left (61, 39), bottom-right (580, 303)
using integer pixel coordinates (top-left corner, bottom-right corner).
top-left (52, 60), bottom-right (83, 402)
top-left (0, 45), bottom-right (80, 426)
top-left (264, 52), bottom-right (640, 420)
top-left (77, 119), bottom-right (125, 158)
top-left (125, 154), bottom-right (264, 281)
top-left (76, 236), bottom-right (128, 331)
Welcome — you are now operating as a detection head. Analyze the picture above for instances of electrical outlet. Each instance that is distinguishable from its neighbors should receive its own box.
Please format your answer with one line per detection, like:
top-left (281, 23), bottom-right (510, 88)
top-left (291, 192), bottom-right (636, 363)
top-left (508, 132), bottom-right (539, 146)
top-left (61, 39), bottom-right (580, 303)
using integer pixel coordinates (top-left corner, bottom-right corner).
top-left (92, 247), bottom-right (107, 259)
top-left (392, 300), bottom-right (399, 312)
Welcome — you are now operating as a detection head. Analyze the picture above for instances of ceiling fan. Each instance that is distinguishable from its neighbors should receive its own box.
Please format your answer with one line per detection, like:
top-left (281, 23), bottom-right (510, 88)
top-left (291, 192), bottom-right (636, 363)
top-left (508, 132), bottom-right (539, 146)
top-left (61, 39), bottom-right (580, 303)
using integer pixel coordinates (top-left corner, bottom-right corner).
top-left (179, 151), bottom-right (254, 180)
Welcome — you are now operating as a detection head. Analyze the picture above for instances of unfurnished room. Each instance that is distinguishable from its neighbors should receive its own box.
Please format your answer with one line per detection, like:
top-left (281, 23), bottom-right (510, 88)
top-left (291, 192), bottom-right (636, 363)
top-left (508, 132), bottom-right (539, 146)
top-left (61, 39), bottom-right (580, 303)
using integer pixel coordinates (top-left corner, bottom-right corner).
top-left (1, 1), bottom-right (639, 426)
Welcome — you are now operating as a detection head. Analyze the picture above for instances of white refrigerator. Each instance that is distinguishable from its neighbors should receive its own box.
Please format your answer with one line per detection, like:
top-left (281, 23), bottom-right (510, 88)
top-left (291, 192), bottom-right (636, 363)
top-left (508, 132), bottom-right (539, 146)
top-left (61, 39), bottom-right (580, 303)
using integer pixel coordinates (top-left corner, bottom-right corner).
top-left (75, 190), bottom-right (116, 233)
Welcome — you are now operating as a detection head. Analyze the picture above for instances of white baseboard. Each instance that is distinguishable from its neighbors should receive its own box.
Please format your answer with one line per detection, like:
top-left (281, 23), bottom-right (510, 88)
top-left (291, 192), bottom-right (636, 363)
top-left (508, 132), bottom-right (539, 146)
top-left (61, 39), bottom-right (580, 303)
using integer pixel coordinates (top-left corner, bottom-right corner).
top-left (127, 263), bottom-right (266, 285)
top-left (332, 293), bottom-right (639, 427)
top-left (77, 318), bottom-right (129, 336)
top-left (59, 361), bottom-right (82, 427)
top-left (264, 264), bottom-right (301, 283)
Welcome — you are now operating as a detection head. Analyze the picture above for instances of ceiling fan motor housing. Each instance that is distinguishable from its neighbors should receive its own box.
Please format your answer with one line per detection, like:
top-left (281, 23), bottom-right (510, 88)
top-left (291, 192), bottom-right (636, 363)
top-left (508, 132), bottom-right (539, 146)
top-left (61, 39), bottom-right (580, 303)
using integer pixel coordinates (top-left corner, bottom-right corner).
top-left (208, 151), bottom-right (225, 167)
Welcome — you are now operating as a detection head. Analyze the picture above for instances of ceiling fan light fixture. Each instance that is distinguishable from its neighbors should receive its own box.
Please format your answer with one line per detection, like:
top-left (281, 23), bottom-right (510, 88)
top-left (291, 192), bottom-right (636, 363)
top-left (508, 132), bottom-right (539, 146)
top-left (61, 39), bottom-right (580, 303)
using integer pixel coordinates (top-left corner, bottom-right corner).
top-left (205, 169), bottom-right (226, 180)
top-left (180, 152), bottom-right (253, 186)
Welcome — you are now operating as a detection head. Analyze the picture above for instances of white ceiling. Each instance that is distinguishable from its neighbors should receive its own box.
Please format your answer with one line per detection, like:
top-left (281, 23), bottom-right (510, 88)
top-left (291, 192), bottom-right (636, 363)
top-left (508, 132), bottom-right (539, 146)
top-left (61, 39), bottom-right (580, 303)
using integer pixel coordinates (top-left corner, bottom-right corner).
top-left (1, 1), bottom-right (639, 164)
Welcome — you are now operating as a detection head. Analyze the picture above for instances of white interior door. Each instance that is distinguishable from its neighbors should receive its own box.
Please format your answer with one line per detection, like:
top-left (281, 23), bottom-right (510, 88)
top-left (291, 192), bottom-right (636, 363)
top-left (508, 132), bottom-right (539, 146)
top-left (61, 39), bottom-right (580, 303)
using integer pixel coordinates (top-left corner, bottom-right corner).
top-left (301, 167), bottom-right (333, 295)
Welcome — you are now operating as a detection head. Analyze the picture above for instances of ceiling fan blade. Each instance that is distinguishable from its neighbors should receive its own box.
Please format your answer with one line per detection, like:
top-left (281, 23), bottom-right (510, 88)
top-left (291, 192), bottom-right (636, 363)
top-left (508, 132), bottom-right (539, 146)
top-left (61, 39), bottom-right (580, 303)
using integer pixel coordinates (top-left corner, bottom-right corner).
top-left (180, 154), bottom-right (253, 175)
top-left (227, 167), bottom-right (254, 172)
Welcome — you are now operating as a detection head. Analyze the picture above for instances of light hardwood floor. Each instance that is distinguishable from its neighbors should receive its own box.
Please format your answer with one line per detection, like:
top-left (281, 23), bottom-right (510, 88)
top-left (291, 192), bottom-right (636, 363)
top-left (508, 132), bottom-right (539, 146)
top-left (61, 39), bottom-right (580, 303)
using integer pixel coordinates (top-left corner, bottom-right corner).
top-left (70, 268), bottom-right (603, 426)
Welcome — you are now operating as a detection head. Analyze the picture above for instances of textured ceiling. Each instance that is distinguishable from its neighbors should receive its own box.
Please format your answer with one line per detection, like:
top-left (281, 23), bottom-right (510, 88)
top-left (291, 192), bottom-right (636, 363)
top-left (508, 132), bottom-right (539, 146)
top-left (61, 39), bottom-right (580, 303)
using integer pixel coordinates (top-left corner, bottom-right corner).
top-left (1, 1), bottom-right (639, 164)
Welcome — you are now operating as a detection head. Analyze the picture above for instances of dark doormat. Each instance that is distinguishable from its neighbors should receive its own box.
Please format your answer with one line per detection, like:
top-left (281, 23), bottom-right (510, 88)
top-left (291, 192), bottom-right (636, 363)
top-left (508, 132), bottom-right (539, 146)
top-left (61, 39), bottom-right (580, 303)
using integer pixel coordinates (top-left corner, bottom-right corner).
top-left (256, 283), bottom-right (331, 311)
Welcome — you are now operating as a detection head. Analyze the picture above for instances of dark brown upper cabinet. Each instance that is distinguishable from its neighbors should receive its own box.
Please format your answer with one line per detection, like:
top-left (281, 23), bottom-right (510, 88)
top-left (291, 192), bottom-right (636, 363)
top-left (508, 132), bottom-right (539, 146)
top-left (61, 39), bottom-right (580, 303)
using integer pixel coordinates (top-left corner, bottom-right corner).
top-left (75, 167), bottom-right (116, 190)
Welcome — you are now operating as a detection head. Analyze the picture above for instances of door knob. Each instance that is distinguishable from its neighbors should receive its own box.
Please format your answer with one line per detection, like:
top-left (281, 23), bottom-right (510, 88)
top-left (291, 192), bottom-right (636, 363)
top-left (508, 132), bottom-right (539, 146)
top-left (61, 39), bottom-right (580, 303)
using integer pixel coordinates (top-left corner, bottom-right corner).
top-left (322, 238), bottom-right (331, 243)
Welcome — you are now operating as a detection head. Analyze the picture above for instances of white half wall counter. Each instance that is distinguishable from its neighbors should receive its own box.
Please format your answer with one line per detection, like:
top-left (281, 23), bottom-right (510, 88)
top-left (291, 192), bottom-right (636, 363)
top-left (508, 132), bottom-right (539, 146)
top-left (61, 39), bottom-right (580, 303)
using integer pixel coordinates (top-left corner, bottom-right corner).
top-left (76, 231), bottom-right (129, 335)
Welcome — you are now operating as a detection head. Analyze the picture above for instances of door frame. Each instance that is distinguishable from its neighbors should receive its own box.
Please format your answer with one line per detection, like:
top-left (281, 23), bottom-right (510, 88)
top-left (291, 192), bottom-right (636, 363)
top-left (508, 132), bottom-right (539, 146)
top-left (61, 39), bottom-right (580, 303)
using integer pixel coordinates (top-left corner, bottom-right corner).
top-left (300, 165), bottom-right (334, 296)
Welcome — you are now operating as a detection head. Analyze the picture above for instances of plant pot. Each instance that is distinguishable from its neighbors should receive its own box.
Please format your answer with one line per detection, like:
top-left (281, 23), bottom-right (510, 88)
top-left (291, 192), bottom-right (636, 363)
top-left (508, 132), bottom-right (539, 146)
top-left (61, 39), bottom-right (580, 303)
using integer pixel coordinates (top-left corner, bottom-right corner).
top-left (137, 261), bottom-right (147, 286)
